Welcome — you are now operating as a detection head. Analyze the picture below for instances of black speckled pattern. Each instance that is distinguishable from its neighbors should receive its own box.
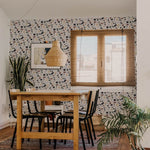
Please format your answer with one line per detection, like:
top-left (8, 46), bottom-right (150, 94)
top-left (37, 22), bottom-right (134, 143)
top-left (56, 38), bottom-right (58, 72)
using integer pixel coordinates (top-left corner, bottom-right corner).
top-left (9, 17), bottom-right (136, 120)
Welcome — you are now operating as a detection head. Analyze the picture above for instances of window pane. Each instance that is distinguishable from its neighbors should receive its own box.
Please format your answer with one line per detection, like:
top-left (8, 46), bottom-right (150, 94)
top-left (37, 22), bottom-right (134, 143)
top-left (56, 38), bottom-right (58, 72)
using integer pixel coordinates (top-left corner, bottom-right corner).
top-left (76, 36), bottom-right (97, 82)
top-left (105, 36), bottom-right (126, 82)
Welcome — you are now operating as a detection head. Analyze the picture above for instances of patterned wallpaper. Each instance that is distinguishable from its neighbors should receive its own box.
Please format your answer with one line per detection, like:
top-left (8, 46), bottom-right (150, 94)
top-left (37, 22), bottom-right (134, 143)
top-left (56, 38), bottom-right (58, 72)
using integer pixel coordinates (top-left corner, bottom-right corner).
top-left (9, 16), bottom-right (136, 118)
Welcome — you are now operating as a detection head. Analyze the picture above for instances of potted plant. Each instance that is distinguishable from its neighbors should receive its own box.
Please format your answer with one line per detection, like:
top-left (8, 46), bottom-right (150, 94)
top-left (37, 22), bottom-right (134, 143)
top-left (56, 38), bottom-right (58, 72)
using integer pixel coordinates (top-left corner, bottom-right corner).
top-left (97, 96), bottom-right (150, 150)
top-left (7, 56), bottom-right (33, 91)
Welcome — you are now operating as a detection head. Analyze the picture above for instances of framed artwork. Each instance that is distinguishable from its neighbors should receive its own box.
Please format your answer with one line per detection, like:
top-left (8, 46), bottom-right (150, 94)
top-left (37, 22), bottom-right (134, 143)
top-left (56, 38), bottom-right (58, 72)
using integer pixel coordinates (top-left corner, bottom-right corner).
top-left (31, 43), bottom-right (59, 69)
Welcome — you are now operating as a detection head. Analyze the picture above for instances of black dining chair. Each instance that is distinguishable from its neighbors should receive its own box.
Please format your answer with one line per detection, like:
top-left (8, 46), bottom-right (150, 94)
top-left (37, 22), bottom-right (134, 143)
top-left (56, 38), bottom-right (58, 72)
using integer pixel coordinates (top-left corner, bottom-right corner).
top-left (26, 100), bottom-right (52, 144)
top-left (65, 89), bottom-right (99, 141)
top-left (8, 90), bottom-right (48, 149)
top-left (54, 91), bottom-right (94, 150)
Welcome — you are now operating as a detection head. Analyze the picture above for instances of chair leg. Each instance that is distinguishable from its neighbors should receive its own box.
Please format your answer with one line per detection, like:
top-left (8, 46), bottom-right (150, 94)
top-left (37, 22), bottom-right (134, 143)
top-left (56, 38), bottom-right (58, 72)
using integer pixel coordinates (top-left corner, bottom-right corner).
top-left (90, 117), bottom-right (96, 139)
top-left (47, 116), bottom-right (51, 144)
top-left (79, 121), bottom-right (86, 150)
top-left (64, 117), bottom-right (68, 144)
top-left (52, 113), bottom-right (55, 129)
top-left (22, 117), bottom-right (28, 143)
top-left (28, 117), bottom-right (34, 141)
top-left (87, 118), bottom-right (94, 146)
top-left (54, 116), bottom-right (60, 149)
top-left (11, 123), bottom-right (17, 148)
top-left (69, 118), bottom-right (72, 133)
top-left (61, 118), bottom-right (65, 142)
top-left (84, 119), bottom-right (90, 144)
top-left (62, 118), bottom-right (65, 132)
top-left (38, 118), bottom-right (42, 149)
top-left (60, 117), bottom-right (63, 124)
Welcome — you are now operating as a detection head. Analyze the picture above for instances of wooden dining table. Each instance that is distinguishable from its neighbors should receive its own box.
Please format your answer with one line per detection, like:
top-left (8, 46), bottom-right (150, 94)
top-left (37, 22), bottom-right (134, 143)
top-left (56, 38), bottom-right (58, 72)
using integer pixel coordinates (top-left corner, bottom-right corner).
top-left (10, 90), bottom-right (88, 150)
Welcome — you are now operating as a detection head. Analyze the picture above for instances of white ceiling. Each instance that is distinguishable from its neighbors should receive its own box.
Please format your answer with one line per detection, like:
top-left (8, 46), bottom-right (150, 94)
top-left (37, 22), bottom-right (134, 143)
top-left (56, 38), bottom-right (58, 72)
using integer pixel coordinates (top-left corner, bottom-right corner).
top-left (0, 0), bottom-right (136, 20)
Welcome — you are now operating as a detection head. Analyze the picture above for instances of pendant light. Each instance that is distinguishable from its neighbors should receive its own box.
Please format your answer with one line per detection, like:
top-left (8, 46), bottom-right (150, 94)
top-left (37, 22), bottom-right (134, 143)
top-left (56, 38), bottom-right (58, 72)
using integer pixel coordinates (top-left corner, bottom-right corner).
top-left (45, 41), bottom-right (67, 67)
top-left (16, 1), bottom-right (67, 67)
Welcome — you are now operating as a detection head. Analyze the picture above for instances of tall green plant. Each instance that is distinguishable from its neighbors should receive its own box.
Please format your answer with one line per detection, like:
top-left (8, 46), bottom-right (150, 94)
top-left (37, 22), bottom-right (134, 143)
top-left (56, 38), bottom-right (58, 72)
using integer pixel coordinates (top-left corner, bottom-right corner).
top-left (8, 56), bottom-right (33, 91)
top-left (97, 96), bottom-right (150, 150)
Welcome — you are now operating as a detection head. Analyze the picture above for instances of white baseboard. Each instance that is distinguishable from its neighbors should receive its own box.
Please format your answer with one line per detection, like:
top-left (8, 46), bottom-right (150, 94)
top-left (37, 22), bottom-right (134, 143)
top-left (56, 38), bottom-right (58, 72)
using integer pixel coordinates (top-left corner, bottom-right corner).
top-left (0, 120), bottom-right (9, 130)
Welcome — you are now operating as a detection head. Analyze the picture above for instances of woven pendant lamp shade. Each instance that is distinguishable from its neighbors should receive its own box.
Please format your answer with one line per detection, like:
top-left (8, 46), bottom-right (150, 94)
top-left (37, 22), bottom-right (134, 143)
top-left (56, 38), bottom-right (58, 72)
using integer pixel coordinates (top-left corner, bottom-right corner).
top-left (45, 41), bottom-right (67, 67)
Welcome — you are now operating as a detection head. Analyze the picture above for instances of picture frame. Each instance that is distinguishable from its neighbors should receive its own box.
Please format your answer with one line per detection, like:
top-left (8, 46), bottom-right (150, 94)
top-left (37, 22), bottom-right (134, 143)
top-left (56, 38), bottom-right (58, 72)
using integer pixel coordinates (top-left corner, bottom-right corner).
top-left (31, 43), bottom-right (59, 69)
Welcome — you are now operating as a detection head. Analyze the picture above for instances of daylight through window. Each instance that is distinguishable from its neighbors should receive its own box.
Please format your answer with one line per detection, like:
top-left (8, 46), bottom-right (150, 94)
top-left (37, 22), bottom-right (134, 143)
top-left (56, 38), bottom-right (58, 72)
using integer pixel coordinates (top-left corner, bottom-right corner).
top-left (71, 30), bottom-right (135, 86)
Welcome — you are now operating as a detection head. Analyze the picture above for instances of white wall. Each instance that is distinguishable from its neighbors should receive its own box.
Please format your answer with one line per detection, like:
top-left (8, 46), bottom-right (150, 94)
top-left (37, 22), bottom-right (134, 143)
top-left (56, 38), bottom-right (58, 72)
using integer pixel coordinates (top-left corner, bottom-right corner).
top-left (0, 8), bottom-right (10, 129)
top-left (137, 0), bottom-right (150, 148)
top-left (0, 0), bottom-right (136, 19)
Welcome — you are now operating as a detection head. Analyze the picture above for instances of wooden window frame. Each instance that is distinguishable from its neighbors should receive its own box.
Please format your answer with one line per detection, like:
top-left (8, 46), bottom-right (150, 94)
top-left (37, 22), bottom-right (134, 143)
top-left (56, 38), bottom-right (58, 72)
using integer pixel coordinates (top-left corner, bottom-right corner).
top-left (71, 29), bottom-right (135, 86)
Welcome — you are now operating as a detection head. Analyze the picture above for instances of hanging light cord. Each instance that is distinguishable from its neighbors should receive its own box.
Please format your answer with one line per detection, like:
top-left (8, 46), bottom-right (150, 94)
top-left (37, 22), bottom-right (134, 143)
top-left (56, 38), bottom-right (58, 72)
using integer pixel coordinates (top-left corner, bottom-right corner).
top-left (79, 30), bottom-right (83, 60)
top-left (121, 29), bottom-right (125, 94)
top-left (121, 29), bottom-right (124, 51)
top-left (79, 30), bottom-right (83, 79)
top-left (19, 0), bottom-right (40, 19)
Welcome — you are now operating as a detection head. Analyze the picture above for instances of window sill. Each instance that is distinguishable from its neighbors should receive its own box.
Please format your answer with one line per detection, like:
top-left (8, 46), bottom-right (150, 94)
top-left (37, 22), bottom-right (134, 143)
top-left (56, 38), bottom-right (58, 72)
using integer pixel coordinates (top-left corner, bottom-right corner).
top-left (71, 86), bottom-right (136, 92)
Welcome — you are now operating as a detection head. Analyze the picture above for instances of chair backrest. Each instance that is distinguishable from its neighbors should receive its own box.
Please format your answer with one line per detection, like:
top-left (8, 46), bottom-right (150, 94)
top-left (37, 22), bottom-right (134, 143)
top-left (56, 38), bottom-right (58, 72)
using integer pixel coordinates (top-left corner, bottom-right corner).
top-left (27, 100), bottom-right (39, 113)
top-left (34, 101), bottom-right (39, 112)
top-left (27, 101), bottom-right (32, 114)
top-left (8, 90), bottom-right (17, 118)
top-left (90, 89), bottom-right (99, 116)
top-left (84, 91), bottom-right (92, 118)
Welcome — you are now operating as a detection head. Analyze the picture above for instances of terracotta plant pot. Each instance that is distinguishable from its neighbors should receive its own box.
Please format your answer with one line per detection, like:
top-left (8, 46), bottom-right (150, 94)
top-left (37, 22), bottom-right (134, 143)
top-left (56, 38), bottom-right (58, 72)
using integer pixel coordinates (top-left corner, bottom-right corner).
top-left (118, 134), bottom-right (134, 150)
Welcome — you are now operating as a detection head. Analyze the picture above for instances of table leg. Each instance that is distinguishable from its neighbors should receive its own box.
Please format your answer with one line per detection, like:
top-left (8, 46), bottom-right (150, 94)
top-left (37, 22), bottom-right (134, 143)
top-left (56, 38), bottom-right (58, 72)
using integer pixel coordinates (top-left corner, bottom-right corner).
top-left (73, 96), bottom-right (79, 150)
top-left (41, 101), bottom-right (45, 131)
top-left (17, 96), bottom-right (22, 149)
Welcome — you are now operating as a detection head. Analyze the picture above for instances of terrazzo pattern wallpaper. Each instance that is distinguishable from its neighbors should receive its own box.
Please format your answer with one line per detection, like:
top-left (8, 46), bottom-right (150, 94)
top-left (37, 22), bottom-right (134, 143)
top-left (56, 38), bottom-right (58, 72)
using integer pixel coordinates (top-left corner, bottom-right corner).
top-left (9, 16), bottom-right (136, 119)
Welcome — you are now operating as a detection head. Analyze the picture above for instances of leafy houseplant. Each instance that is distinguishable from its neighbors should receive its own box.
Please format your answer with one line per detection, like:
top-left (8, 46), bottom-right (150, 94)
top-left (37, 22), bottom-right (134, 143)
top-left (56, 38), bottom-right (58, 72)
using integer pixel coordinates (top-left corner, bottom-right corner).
top-left (97, 96), bottom-right (150, 150)
top-left (8, 56), bottom-right (33, 91)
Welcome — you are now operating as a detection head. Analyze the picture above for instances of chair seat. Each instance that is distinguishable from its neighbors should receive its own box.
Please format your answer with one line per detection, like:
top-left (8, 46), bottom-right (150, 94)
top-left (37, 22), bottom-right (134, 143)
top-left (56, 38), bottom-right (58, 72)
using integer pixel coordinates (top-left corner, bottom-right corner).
top-left (23, 113), bottom-right (47, 118)
top-left (40, 110), bottom-right (61, 114)
top-left (65, 110), bottom-right (73, 113)
top-left (65, 110), bottom-right (86, 115)
top-left (59, 113), bottom-right (86, 119)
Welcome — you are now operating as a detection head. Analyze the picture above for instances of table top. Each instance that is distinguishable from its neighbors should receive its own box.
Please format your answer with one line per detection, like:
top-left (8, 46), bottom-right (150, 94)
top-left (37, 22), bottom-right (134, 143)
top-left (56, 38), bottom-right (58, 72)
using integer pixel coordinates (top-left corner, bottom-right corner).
top-left (10, 89), bottom-right (89, 96)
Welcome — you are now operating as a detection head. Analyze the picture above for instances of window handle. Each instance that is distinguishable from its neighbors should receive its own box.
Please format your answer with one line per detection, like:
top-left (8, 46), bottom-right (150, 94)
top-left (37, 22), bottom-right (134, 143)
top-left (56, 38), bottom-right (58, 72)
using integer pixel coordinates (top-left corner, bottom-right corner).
top-left (101, 61), bottom-right (103, 67)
